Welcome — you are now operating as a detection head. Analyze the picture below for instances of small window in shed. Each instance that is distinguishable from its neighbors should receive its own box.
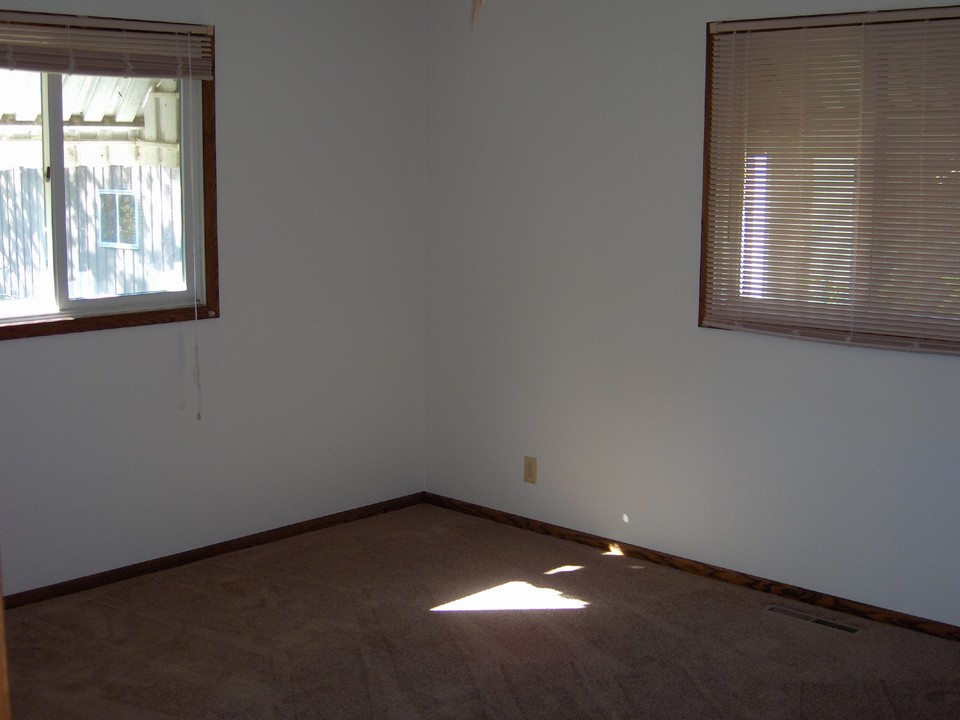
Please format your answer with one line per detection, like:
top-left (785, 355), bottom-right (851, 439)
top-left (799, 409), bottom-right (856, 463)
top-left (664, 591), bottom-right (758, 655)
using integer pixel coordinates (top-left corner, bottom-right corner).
top-left (98, 190), bottom-right (140, 249)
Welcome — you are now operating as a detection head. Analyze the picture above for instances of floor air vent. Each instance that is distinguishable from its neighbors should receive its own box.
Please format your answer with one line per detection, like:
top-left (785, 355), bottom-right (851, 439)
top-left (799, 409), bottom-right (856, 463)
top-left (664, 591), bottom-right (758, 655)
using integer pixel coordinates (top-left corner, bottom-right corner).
top-left (766, 605), bottom-right (862, 634)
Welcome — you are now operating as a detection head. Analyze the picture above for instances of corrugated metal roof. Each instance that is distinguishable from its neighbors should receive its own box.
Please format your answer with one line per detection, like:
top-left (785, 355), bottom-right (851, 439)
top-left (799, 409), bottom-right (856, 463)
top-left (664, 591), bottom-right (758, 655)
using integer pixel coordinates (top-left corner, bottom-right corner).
top-left (0, 71), bottom-right (164, 125)
top-left (0, 71), bottom-right (180, 169)
top-left (62, 75), bottom-right (157, 123)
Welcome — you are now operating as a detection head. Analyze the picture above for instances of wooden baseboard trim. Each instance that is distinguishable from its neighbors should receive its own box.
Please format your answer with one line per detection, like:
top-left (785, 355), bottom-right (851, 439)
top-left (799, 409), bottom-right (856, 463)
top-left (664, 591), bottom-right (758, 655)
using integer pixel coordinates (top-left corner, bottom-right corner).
top-left (0, 557), bottom-right (11, 720)
top-left (3, 492), bottom-right (426, 610)
top-left (7, 490), bottom-right (958, 643)
top-left (422, 492), bottom-right (960, 643)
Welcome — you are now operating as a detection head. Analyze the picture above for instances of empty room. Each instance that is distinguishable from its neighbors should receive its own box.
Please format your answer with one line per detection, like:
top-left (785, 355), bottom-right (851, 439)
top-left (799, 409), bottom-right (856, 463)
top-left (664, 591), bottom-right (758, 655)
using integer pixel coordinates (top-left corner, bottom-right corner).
top-left (1, 0), bottom-right (960, 717)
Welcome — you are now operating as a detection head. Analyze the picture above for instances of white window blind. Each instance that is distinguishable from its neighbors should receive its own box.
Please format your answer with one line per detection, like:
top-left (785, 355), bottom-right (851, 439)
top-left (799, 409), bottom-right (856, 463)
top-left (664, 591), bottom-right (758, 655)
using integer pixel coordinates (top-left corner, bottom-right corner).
top-left (701, 7), bottom-right (960, 355)
top-left (0, 10), bottom-right (213, 79)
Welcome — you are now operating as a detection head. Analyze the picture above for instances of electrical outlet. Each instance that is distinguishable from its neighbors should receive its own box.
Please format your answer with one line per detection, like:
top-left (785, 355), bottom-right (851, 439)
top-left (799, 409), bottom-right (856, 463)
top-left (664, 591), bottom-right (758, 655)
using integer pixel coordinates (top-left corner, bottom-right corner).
top-left (524, 455), bottom-right (538, 484)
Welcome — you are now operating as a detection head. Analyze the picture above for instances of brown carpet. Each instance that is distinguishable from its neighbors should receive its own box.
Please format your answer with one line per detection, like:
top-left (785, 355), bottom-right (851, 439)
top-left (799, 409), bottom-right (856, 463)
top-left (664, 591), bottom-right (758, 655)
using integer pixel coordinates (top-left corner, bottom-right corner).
top-left (5, 504), bottom-right (960, 719)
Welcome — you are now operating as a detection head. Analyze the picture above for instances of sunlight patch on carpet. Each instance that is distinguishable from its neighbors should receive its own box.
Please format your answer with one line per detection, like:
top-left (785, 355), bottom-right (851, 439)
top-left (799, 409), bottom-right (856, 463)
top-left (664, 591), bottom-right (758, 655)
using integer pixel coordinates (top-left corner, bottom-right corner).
top-left (431, 581), bottom-right (589, 612)
top-left (544, 565), bottom-right (583, 575)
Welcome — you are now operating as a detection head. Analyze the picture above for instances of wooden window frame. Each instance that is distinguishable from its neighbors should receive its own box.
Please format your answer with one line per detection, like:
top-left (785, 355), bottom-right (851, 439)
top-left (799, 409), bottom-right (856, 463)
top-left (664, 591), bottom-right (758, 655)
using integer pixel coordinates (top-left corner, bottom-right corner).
top-left (700, 6), bottom-right (960, 356)
top-left (0, 10), bottom-right (218, 341)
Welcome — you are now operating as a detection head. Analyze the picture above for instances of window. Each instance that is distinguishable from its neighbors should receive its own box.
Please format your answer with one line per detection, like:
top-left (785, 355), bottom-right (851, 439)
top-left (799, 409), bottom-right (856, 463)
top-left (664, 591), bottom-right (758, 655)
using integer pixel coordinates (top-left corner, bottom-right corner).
top-left (99, 191), bottom-right (141, 250)
top-left (0, 10), bottom-right (218, 340)
top-left (701, 6), bottom-right (960, 355)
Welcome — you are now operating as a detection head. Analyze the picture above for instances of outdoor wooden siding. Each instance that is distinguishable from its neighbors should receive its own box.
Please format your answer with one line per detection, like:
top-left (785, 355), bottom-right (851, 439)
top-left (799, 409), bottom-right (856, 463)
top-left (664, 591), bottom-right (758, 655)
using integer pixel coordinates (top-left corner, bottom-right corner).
top-left (66, 166), bottom-right (183, 297)
top-left (0, 165), bottom-right (182, 302)
top-left (0, 168), bottom-right (46, 301)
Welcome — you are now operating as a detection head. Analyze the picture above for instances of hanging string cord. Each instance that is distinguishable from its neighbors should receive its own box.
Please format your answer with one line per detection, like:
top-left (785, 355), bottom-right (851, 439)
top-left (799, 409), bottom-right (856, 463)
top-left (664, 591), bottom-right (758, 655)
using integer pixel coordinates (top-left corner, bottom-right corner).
top-left (193, 325), bottom-right (203, 421)
top-left (471, 0), bottom-right (484, 29)
top-left (184, 29), bottom-right (203, 421)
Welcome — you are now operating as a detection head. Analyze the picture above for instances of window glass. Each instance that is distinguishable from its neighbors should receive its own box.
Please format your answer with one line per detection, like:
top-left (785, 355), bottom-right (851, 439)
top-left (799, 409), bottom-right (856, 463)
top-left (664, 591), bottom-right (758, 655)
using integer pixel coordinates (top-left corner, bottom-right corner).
top-left (702, 11), bottom-right (960, 354)
top-left (62, 75), bottom-right (185, 300)
top-left (0, 9), bottom-right (217, 341)
top-left (0, 70), bottom-right (52, 318)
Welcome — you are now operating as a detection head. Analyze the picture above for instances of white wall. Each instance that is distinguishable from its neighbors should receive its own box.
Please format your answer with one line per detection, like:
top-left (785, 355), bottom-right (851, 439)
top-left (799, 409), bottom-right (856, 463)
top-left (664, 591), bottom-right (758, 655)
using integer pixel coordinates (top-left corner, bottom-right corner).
top-left (3, 0), bottom-right (959, 631)
top-left (425, 0), bottom-right (960, 626)
top-left (0, 0), bottom-right (427, 594)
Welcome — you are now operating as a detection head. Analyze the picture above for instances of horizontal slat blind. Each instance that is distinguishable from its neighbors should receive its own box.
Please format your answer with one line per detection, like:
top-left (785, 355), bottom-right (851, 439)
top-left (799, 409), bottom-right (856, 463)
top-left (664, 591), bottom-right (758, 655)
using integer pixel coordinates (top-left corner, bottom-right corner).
top-left (0, 11), bottom-right (213, 79)
top-left (702, 7), bottom-right (960, 354)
